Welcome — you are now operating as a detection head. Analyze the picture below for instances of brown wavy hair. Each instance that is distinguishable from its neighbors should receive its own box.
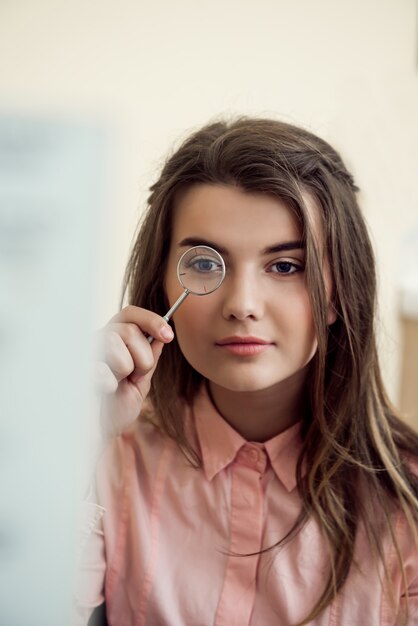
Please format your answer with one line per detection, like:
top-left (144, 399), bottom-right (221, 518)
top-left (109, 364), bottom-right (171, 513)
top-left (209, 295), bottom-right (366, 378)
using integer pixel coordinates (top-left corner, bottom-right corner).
top-left (122, 117), bottom-right (418, 624)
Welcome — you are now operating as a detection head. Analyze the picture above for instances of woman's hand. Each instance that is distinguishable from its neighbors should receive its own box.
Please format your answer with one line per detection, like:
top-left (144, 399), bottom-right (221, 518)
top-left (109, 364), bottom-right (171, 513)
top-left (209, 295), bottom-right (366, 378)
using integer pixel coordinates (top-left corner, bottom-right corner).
top-left (94, 305), bottom-right (174, 437)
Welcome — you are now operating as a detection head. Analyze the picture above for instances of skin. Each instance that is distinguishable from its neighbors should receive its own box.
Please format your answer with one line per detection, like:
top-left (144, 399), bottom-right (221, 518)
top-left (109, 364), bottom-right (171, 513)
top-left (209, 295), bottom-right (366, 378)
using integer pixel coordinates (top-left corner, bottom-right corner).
top-left (95, 306), bottom-right (174, 434)
top-left (165, 184), bottom-right (336, 441)
top-left (97, 183), bottom-right (335, 442)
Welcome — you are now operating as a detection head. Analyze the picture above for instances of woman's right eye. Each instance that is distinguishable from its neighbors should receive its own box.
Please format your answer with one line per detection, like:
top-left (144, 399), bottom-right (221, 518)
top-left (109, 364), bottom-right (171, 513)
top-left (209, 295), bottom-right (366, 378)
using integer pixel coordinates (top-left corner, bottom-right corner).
top-left (189, 257), bottom-right (221, 273)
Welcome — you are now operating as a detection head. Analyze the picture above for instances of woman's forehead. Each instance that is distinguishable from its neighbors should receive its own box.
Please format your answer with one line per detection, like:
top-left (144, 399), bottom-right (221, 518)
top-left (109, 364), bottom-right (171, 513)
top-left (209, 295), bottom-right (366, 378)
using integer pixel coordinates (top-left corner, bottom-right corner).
top-left (170, 183), bottom-right (324, 248)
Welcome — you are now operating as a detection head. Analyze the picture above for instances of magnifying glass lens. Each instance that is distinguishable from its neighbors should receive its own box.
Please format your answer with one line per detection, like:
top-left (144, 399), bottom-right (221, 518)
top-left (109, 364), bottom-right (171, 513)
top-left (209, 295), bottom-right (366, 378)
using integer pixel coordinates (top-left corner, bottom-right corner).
top-left (177, 246), bottom-right (225, 295)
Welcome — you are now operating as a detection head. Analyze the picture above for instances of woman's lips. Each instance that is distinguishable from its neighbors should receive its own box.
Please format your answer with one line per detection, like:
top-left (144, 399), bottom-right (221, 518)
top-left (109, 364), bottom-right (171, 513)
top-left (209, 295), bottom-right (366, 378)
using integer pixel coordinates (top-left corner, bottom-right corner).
top-left (215, 337), bottom-right (273, 356)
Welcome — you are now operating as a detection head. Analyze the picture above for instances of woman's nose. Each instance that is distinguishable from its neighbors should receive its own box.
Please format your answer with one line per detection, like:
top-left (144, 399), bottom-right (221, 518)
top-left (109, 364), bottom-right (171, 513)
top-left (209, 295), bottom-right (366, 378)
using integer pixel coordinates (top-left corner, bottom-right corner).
top-left (221, 268), bottom-right (264, 321)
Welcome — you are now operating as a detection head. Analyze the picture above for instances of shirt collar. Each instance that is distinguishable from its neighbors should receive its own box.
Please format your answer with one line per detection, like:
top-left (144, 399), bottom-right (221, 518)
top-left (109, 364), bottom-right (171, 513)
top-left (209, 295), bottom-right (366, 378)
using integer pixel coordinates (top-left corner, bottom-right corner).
top-left (264, 422), bottom-right (305, 492)
top-left (193, 386), bottom-right (305, 492)
top-left (193, 388), bottom-right (246, 482)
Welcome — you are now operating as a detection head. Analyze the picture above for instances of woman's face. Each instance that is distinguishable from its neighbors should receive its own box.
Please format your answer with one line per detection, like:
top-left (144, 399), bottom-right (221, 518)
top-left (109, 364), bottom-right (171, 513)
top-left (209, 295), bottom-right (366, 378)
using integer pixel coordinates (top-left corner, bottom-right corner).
top-left (165, 184), bottom-right (335, 394)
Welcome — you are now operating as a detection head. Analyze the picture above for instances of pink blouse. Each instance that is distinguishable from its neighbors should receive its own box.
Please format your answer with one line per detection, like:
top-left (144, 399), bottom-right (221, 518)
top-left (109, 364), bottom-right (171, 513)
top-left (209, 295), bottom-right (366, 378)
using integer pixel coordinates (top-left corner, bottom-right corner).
top-left (74, 389), bottom-right (418, 625)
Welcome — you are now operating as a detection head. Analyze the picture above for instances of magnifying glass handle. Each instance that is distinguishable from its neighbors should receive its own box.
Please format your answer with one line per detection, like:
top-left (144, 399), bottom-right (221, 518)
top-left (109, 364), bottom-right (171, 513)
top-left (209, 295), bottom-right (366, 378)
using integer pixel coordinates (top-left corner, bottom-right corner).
top-left (147, 289), bottom-right (190, 344)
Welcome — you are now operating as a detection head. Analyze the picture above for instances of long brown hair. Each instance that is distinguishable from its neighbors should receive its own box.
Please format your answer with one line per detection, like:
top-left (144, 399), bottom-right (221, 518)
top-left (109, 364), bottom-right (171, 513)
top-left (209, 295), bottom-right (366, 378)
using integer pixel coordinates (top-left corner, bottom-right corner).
top-left (122, 117), bottom-right (418, 624)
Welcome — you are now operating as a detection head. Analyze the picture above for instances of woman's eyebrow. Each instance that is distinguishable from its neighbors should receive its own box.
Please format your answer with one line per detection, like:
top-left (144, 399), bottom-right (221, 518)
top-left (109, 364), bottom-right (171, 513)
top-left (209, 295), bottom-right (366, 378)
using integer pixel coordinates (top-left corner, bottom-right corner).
top-left (178, 237), bottom-right (304, 255)
top-left (262, 240), bottom-right (304, 254)
top-left (178, 237), bottom-right (228, 255)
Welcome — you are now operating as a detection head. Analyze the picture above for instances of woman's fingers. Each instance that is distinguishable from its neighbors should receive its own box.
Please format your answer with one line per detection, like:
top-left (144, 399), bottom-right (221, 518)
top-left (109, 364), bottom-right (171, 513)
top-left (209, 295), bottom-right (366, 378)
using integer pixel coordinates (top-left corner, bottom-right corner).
top-left (96, 306), bottom-right (174, 387)
top-left (129, 339), bottom-right (164, 388)
top-left (110, 305), bottom-right (174, 344)
top-left (93, 361), bottom-right (118, 394)
top-left (97, 327), bottom-right (135, 382)
top-left (92, 306), bottom-right (174, 433)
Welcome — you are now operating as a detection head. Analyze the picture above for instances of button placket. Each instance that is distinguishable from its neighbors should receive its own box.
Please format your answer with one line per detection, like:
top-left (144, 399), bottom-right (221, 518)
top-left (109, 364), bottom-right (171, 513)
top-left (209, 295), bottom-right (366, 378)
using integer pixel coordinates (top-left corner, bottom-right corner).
top-left (215, 445), bottom-right (266, 625)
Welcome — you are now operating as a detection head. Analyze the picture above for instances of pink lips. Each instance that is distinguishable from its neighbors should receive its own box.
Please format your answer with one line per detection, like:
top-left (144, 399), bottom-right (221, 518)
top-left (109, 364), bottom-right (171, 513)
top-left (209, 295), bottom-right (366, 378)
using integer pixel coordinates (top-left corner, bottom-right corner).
top-left (215, 336), bottom-right (273, 356)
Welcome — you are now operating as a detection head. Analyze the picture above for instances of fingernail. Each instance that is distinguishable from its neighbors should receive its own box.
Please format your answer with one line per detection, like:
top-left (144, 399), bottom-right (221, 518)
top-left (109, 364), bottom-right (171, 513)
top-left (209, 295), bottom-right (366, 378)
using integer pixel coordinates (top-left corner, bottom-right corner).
top-left (160, 325), bottom-right (174, 340)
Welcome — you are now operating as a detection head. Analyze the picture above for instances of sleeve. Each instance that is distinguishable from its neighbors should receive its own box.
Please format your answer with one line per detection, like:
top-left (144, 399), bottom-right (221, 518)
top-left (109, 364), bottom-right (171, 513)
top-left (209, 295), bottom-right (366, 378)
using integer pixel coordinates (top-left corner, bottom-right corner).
top-left (71, 502), bottom-right (107, 626)
top-left (71, 391), bottom-right (126, 626)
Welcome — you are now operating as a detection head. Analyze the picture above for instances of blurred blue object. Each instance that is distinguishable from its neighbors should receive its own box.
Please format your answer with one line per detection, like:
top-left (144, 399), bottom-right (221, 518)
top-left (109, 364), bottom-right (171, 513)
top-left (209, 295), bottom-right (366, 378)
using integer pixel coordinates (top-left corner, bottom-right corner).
top-left (0, 116), bottom-right (106, 626)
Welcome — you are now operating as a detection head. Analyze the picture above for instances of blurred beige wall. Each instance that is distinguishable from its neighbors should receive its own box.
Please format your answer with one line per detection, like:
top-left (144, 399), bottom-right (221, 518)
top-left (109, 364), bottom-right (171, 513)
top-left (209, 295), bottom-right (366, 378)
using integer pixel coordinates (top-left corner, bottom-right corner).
top-left (1, 0), bottom-right (417, 406)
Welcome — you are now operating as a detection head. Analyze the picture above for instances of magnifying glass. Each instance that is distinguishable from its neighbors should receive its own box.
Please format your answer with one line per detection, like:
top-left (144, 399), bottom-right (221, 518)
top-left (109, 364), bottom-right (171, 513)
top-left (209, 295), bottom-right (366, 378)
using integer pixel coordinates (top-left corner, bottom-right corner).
top-left (148, 245), bottom-right (226, 343)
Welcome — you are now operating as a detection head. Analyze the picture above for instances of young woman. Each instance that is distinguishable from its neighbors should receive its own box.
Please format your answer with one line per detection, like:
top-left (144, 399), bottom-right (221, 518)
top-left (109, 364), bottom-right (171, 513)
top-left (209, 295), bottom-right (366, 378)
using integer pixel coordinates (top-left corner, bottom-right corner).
top-left (76, 118), bottom-right (418, 626)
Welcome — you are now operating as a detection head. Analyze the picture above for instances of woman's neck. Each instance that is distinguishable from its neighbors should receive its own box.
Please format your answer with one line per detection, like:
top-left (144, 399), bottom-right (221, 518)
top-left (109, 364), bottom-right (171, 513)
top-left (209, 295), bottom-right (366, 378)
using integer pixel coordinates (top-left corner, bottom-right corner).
top-left (207, 370), bottom-right (309, 442)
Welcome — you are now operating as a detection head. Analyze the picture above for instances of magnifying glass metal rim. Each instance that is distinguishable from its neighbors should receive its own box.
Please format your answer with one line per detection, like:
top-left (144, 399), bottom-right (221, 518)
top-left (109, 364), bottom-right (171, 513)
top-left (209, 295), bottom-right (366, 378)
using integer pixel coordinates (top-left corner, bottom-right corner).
top-left (176, 244), bottom-right (226, 295)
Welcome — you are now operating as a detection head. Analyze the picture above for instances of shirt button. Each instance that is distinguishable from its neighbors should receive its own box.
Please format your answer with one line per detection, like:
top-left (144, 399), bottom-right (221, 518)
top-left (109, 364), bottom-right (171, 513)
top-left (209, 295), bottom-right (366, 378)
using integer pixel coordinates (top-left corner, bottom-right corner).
top-left (247, 448), bottom-right (259, 462)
